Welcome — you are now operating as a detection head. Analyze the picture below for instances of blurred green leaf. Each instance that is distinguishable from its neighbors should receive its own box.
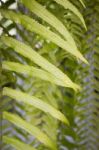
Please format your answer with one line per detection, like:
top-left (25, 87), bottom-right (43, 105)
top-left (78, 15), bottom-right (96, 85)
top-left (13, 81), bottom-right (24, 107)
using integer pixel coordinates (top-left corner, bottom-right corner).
top-left (1, 36), bottom-right (80, 91)
top-left (3, 111), bottom-right (57, 150)
top-left (3, 136), bottom-right (37, 150)
top-left (3, 87), bottom-right (69, 124)
top-left (53, 0), bottom-right (87, 29)
top-left (0, 9), bottom-right (88, 64)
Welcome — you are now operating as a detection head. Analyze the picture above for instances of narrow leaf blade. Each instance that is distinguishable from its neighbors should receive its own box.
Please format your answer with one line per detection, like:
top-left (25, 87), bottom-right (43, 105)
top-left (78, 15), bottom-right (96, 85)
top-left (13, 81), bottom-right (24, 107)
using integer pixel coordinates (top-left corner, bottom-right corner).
top-left (21, 0), bottom-right (77, 48)
top-left (53, 0), bottom-right (87, 29)
top-left (3, 136), bottom-right (37, 150)
top-left (1, 36), bottom-right (80, 91)
top-left (0, 10), bottom-right (88, 64)
top-left (79, 0), bottom-right (86, 8)
top-left (3, 87), bottom-right (70, 125)
top-left (2, 61), bottom-right (67, 87)
top-left (3, 111), bottom-right (57, 150)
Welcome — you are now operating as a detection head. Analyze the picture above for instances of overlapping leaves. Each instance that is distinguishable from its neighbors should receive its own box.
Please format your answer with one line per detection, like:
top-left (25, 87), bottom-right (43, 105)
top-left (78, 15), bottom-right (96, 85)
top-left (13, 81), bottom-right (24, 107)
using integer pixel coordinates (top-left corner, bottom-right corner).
top-left (0, 0), bottom-right (88, 149)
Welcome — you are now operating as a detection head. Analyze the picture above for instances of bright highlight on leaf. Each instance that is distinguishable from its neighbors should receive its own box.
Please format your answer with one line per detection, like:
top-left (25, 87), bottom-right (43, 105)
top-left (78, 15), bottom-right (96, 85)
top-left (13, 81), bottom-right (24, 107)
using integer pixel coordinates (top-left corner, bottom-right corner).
top-left (0, 0), bottom-right (93, 150)
top-left (1, 36), bottom-right (80, 91)
top-left (3, 111), bottom-right (57, 150)
top-left (79, 0), bottom-right (86, 8)
top-left (3, 136), bottom-right (37, 150)
top-left (21, 0), bottom-right (77, 49)
top-left (3, 87), bottom-right (69, 125)
top-left (2, 61), bottom-right (70, 87)
top-left (0, 10), bottom-right (88, 64)
top-left (53, 0), bottom-right (87, 29)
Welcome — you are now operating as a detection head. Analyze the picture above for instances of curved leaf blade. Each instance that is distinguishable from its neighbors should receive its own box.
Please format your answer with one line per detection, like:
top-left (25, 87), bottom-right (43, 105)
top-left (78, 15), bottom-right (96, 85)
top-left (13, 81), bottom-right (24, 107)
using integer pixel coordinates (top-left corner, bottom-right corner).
top-left (2, 61), bottom-right (68, 87)
top-left (3, 111), bottom-right (57, 150)
top-left (3, 136), bottom-right (37, 150)
top-left (3, 87), bottom-right (69, 125)
top-left (1, 36), bottom-right (80, 91)
top-left (0, 10), bottom-right (88, 64)
top-left (53, 0), bottom-right (87, 29)
top-left (21, 0), bottom-right (77, 49)
top-left (79, 0), bottom-right (86, 8)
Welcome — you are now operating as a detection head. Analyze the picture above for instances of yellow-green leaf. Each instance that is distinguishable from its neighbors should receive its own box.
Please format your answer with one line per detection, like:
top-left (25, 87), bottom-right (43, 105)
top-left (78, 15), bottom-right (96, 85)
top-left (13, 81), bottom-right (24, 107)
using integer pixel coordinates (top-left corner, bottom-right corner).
top-left (0, 10), bottom-right (88, 64)
top-left (3, 111), bottom-right (57, 150)
top-left (3, 87), bottom-right (69, 125)
top-left (53, 0), bottom-right (87, 29)
top-left (2, 61), bottom-right (68, 87)
top-left (21, 0), bottom-right (77, 49)
top-left (3, 136), bottom-right (37, 150)
top-left (79, 0), bottom-right (86, 8)
top-left (1, 36), bottom-right (80, 91)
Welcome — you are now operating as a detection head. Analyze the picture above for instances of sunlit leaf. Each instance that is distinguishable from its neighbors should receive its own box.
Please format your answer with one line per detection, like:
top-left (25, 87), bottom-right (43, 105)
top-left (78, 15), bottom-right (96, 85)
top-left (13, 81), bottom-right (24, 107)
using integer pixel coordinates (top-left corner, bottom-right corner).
top-left (1, 36), bottom-right (80, 91)
top-left (2, 61), bottom-right (70, 87)
top-left (3, 111), bottom-right (57, 150)
top-left (53, 0), bottom-right (87, 29)
top-left (79, 0), bottom-right (86, 8)
top-left (3, 87), bottom-right (69, 125)
top-left (3, 136), bottom-right (37, 150)
top-left (21, 0), bottom-right (77, 49)
top-left (0, 10), bottom-right (88, 64)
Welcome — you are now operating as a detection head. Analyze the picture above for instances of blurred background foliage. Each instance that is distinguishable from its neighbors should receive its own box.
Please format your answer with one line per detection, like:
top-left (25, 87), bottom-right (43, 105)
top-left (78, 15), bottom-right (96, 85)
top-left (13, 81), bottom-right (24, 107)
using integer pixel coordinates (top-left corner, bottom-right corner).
top-left (0, 0), bottom-right (99, 150)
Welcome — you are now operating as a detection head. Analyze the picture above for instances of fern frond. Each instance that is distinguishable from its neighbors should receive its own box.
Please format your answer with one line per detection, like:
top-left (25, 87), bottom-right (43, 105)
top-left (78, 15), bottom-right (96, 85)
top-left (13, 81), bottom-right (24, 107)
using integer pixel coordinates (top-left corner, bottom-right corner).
top-left (2, 61), bottom-right (71, 87)
top-left (3, 111), bottom-right (57, 150)
top-left (53, 0), bottom-right (87, 29)
top-left (0, 9), bottom-right (88, 64)
top-left (3, 87), bottom-right (69, 124)
top-left (1, 36), bottom-right (80, 90)
top-left (3, 136), bottom-right (37, 150)
top-left (20, 0), bottom-right (76, 48)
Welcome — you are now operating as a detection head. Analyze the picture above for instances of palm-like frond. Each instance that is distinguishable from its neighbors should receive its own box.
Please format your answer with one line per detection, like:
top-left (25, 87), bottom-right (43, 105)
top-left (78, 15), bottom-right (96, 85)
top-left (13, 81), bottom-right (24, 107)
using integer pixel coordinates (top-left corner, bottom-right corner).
top-left (1, 0), bottom-right (98, 150)
top-left (3, 136), bottom-right (37, 150)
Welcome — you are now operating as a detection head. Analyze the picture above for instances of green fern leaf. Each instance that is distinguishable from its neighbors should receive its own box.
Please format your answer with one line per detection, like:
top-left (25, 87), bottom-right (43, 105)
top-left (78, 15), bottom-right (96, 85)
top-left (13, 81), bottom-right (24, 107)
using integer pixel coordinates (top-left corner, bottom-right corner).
top-left (20, 0), bottom-right (77, 48)
top-left (3, 111), bottom-right (57, 150)
top-left (1, 36), bottom-right (80, 91)
top-left (3, 136), bottom-right (37, 150)
top-left (0, 10), bottom-right (88, 64)
top-left (3, 87), bottom-right (69, 125)
top-left (79, 0), bottom-right (86, 8)
top-left (53, 0), bottom-right (87, 29)
top-left (2, 61), bottom-right (70, 87)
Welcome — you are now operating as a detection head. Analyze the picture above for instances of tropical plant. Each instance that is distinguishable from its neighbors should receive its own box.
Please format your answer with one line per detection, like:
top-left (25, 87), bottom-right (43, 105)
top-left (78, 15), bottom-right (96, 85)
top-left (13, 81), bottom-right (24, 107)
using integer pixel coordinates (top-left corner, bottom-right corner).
top-left (0, 0), bottom-right (99, 150)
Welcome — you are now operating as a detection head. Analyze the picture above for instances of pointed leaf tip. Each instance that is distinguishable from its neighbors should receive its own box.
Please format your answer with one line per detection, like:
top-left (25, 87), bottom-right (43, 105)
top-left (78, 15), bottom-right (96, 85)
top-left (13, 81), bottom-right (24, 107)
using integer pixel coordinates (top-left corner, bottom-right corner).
top-left (79, 0), bottom-right (86, 8)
